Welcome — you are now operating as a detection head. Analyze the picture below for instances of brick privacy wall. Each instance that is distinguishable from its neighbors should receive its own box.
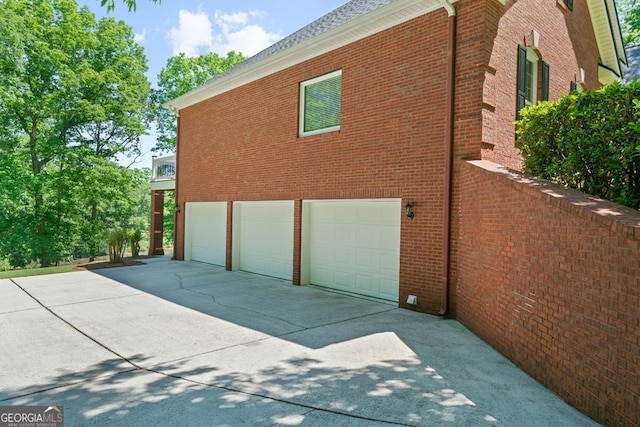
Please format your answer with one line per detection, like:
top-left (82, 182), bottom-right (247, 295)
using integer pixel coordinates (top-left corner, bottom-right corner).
top-left (457, 160), bottom-right (640, 426)
top-left (481, 0), bottom-right (601, 170)
top-left (175, 10), bottom-right (453, 313)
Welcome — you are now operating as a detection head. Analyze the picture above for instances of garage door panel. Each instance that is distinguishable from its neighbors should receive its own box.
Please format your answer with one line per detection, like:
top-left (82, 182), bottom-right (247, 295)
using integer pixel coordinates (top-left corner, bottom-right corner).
top-left (313, 267), bottom-right (330, 284)
top-left (379, 279), bottom-right (398, 299)
top-left (356, 205), bottom-right (379, 223)
top-left (356, 227), bottom-right (375, 247)
top-left (334, 271), bottom-right (352, 288)
top-left (380, 252), bottom-right (400, 271)
top-left (334, 247), bottom-right (353, 265)
top-left (236, 201), bottom-right (293, 281)
top-left (186, 202), bottom-right (227, 266)
top-left (355, 250), bottom-right (373, 268)
top-left (355, 275), bottom-right (373, 292)
top-left (306, 199), bottom-right (400, 302)
top-left (380, 227), bottom-right (400, 246)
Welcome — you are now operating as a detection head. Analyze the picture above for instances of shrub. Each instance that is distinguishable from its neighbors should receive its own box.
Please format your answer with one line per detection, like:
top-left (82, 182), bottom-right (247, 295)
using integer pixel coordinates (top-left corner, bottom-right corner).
top-left (0, 258), bottom-right (12, 272)
top-left (516, 81), bottom-right (640, 209)
top-left (107, 228), bottom-right (127, 264)
top-left (25, 259), bottom-right (41, 269)
top-left (127, 228), bottom-right (142, 257)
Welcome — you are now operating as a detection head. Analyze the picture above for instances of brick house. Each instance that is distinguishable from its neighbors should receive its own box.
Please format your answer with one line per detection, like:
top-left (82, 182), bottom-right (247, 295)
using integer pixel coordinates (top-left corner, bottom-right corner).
top-left (160, 0), bottom-right (625, 317)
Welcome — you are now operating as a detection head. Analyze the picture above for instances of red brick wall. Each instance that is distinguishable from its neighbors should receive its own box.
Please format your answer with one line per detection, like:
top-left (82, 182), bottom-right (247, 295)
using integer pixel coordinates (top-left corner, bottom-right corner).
top-left (481, 0), bottom-right (601, 170)
top-left (448, 0), bottom-right (505, 317)
top-left (174, 0), bottom-right (607, 316)
top-left (458, 160), bottom-right (640, 426)
top-left (176, 10), bottom-right (453, 313)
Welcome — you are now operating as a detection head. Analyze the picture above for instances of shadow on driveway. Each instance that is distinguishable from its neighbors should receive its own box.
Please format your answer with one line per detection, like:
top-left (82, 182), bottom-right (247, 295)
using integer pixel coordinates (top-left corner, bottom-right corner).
top-left (0, 258), bottom-right (598, 426)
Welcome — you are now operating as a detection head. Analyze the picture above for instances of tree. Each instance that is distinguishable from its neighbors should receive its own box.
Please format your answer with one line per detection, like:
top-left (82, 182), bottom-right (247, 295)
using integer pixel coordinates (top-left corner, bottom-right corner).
top-left (100, 0), bottom-right (160, 12)
top-left (617, 0), bottom-right (640, 46)
top-left (0, 0), bottom-right (151, 266)
top-left (153, 52), bottom-right (246, 153)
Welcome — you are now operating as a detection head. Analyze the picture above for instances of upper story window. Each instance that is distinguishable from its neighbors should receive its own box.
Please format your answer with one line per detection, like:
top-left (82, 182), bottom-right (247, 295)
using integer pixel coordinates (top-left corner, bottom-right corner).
top-left (570, 80), bottom-right (584, 93)
top-left (299, 70), bottom-right (342, 137)
top-left (517, 45), bottom-right (549, 119)
top-left (524, 49), bottom-right (538, 107)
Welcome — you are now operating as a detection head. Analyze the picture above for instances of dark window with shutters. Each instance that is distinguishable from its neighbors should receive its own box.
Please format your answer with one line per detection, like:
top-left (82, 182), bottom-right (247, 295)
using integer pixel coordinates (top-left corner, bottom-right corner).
top-left (516, 45), bottom-right (527, 119)
top-left (570, 80), bottom-right (577, 92)
top-left (541, 61), bottom-right (549, 101)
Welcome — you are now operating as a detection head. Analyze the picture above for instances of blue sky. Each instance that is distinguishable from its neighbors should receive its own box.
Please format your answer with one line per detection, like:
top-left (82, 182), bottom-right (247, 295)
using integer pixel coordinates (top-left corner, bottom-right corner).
top-left (77, 0), bottom-right (347, 167)
top-left (81, 0), bottom-right (347, 85)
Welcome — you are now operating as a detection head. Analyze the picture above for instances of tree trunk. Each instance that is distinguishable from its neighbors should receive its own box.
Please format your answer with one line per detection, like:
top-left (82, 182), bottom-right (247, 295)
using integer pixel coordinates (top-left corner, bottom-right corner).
top-left (29, 117), bottom-right (51, 267)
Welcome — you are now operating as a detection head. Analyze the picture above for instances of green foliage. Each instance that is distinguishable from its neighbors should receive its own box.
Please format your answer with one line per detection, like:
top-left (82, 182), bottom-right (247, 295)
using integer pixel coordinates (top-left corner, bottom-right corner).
top-left (100, 0), bottom-right (160, 12)
top-left (127, 227), bottom-right (142, 257)
top-left (617, 0), bottom-right (640, 46)
top-left (0, 0), bottom-right (151, 266)
top-left (516, 81), bottom-right (640, 209)
top-left (153, 52), bottom-right (246, 153)
top-left (0, 258), bottom-right (12, 272)
top-left (25, 259), bottom-right (42, 270)
top-left (107, 228), bottom-right (127, 263)
top-left (163, 190), bottom-right (175, 246)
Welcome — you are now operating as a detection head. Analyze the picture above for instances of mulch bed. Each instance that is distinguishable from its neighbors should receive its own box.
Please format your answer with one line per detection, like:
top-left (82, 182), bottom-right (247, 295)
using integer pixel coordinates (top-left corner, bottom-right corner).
top-left (73, 256), bottom-right (148, 271)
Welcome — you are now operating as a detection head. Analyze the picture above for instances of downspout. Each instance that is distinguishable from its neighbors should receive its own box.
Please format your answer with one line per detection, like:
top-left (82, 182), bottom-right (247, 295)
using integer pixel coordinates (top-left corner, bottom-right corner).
top-left (172, 107), bottom-right (180, 261)
top-left (439, 1), bottom-right (456, 316)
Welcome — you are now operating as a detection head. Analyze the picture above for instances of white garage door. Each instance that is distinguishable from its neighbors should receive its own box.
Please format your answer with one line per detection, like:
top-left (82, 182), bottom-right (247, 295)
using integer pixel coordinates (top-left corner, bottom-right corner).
top-left (303, 199), bottom-right (401, 301)
top-left (185, 202), bottom-right (227, 266)
top-left (233, 201), bottom-right (294, 280)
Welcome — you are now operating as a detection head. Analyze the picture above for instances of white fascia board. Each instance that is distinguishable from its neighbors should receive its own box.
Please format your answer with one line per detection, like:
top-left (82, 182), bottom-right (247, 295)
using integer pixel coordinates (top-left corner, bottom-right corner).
top-left (587, 0), bottom-right (626, 82)
top-left (598, 65), bottom-right (619, 85)
top-left (164, 0), bottom-right (453, 112)
top-left (150, 179), bottom-right (176, 191)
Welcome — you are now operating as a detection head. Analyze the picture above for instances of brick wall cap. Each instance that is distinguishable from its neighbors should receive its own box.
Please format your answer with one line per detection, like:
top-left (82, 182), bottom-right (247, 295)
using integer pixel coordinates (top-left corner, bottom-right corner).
top-left (466, 160), bottom-right (640, 233)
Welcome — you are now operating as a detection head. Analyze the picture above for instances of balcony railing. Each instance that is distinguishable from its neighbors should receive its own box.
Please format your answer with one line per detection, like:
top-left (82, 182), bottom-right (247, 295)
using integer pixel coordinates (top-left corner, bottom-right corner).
top-left (150, 154), bottom-right (176, 191)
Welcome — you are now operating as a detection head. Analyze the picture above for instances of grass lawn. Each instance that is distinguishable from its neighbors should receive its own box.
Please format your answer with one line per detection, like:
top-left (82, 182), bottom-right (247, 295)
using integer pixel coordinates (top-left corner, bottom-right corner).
top-left (0, 265), bottom-right (76, 279)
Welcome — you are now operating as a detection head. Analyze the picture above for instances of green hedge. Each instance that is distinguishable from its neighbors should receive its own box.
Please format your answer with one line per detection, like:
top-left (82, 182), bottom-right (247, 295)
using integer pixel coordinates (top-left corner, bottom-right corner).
top-left (516, 81), bottom-right (640, 209)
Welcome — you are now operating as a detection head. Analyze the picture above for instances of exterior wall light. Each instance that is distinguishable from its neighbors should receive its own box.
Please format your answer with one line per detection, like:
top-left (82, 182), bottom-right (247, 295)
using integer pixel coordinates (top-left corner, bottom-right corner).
top-left (531, 30), bottom-right (540, 49)
top-left (405, 202), bottom-right (414, 219)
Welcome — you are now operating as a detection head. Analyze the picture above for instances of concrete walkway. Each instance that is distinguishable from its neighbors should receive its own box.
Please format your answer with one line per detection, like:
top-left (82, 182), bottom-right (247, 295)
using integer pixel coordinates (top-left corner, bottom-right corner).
top-left (0, 257), bottom-right (597, 426)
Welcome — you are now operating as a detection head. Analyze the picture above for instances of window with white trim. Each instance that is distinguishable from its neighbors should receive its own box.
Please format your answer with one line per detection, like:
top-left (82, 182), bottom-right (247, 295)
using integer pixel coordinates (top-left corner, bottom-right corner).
top-left (299, 70), bottom-right (342, 137)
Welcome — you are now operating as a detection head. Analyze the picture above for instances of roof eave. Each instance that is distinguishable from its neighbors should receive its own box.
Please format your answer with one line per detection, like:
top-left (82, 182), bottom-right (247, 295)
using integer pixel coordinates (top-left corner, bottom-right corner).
top-left (588, 0), bottom-right (627, 84)
top-left (164, 0), bottom-right (452, 112)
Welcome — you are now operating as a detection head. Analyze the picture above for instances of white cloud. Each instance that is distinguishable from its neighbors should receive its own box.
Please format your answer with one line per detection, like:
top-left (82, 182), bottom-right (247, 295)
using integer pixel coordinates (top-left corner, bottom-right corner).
top-left (215, 11), bottom-right (249, 32)
top-left (166, 9), bottom-right (282, 58)
top-left (134, 29), bottom-right (146, 44)
top-left (213, 11), bottom-right (281, 56)
top-left (167, 10), bottom-right (214, 57)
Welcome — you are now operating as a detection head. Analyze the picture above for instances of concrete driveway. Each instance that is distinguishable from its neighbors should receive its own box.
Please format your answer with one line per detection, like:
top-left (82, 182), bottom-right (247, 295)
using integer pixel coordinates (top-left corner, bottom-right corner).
top-left (0, 257), bottom-right (597, 426)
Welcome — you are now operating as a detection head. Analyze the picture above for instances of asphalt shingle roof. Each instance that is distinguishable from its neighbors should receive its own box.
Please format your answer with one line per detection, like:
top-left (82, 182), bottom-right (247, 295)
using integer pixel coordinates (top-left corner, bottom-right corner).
top-left (206, 0), bottom-right (394, 84)
top-left (624, 45), bottom-right (640, 82)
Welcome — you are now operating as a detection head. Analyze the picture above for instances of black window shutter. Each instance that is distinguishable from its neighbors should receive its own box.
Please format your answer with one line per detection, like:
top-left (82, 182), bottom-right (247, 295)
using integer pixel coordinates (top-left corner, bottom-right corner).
top-left (570, 80), bottom-right (577, 92)
top-left (565, 0), bottom-right (573, 11)
top-left (516, 45), bottom-right (527, 119)
top-left (541, 61), bottom-right (550, 102)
